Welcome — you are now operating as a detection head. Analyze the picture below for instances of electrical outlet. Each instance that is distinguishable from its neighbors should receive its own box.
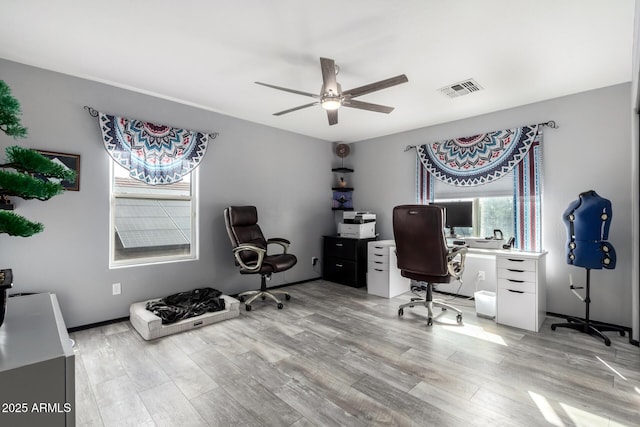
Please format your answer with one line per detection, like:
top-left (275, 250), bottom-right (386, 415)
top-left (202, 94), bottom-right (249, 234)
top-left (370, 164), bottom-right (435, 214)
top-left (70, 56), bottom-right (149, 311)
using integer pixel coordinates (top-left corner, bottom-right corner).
top-left (311, 256), bottom-right (318, 266)
top-left (112, 282), bottom-right (121, 295)
top-left (478, 271), bottom-right (485, 281)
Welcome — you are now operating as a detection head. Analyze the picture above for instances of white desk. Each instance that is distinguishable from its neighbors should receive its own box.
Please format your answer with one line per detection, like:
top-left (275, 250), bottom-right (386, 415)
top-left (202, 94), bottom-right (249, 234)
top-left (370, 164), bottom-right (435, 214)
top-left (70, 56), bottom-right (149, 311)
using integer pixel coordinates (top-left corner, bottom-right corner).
top-left (369, 243), bottom-right (547, 332)
top-left (438, 247), bottom-right (547, 332)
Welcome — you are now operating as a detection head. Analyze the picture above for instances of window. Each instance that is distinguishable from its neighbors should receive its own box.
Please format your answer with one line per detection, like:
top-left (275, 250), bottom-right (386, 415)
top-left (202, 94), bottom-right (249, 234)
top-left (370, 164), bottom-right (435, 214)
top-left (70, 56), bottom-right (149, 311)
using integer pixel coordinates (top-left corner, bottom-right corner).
top-left (435, 196), bottom-right (514, 240)
top-left (110, 163), bottom-right (197, 267)
top-left (477, 196), bottom-right (514, 239)
top-left (433, 171), bottom-right (515, 240)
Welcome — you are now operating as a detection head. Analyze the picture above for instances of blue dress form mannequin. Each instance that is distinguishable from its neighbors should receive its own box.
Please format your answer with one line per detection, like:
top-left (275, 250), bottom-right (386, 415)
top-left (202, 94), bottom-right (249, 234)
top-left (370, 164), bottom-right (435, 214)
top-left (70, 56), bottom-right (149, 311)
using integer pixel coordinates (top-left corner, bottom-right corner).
top-left (551, 190), bottom-right (625, 346)
top-left (563, 190), bottom-right (616, 269)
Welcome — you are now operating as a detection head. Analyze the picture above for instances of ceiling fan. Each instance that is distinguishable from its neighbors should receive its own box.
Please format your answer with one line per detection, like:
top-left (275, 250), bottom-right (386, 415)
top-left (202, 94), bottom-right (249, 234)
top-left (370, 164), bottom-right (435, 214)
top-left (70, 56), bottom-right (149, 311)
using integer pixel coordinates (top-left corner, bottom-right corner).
top-left (255, 57), bottom-right (408, 126)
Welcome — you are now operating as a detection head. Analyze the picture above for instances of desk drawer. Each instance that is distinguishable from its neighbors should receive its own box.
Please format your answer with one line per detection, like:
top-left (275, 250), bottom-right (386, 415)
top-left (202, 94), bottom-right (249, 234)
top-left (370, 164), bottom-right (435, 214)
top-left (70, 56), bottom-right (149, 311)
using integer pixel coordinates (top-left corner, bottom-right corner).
top-left (367, 264), bottom-right (410, 298)
top-left (497, 268), bottom-right (536, 283)
top-left (497, 257), bottom-right (536, 272)
top-left (367, 268), bottom-right (388, 293)
top-left (368, 258), bottom-right (390, 271)
top-left (323, 257), bottom-right (357, 286)
top-left (497, 288), bottom-right (536, 331)
top-left (368, 250), bottom-right (390, 263)
top-left (324, 237), bottom-right (357, 259)
top-left (497, 278), bottom-right (536, 294)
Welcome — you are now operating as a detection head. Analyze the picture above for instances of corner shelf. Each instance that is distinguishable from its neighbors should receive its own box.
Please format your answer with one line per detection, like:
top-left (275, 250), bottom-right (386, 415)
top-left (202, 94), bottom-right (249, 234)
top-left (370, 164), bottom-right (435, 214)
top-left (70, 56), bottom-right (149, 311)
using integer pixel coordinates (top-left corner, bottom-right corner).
top-left (332, 167), bottom-right (354, 211)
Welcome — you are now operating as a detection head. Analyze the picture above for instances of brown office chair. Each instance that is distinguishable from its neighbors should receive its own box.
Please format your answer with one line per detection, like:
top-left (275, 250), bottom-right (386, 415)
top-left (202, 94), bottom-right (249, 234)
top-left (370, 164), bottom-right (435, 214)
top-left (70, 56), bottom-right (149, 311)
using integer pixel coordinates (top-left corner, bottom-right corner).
top-left (224, 206), bottom-right (297, 311)
top-left (393, 204), bottom-right (467, 326)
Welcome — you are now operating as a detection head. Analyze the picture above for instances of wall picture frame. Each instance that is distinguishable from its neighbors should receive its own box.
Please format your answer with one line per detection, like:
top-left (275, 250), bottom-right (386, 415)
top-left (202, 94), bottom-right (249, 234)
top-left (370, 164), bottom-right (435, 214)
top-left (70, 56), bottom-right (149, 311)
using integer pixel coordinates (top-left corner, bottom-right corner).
top-left (36, 150), bottom-right (80, 191)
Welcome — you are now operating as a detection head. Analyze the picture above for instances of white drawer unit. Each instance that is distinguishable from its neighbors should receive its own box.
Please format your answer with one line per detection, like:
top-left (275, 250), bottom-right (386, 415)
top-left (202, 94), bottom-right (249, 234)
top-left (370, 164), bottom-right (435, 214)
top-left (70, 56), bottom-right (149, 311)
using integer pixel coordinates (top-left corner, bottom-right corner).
top-left (496, 252), bottom-right (547, 332)
top-left (367, 240), bottom-right (410, 298)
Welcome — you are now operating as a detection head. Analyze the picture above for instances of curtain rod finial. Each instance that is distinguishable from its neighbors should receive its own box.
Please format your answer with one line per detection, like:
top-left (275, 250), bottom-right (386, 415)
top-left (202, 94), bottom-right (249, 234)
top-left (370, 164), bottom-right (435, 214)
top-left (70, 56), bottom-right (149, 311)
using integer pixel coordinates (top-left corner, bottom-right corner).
top-left (84, 106), bottom-right (99, 117)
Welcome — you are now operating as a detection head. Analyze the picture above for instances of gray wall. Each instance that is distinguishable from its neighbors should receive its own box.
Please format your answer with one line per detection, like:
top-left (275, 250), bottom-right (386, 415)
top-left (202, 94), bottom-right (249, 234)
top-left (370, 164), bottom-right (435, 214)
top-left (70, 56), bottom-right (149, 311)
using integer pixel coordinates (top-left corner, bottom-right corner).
top-left (350, 83), bottom-right (634, 328)
top-left (0, 59), bottom-right (335, 328)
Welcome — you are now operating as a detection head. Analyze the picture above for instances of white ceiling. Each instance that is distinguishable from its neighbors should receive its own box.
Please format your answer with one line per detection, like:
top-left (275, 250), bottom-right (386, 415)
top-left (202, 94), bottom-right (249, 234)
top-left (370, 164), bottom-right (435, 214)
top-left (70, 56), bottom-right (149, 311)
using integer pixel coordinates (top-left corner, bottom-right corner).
top-left (0, 0), bottom-right (635, 142)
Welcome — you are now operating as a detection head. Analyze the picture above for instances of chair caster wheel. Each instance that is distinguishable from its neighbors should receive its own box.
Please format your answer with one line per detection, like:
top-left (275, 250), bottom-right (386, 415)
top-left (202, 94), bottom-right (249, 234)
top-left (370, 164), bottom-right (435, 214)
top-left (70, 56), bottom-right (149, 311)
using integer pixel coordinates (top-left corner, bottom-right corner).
top-left (285, 294), bottom-right (291, 301)
top-left (551, 325), bottom-right (557, 331)
top-left (619, 330), bottom-right (626, 336)
top-left (456, 314), bottom-right (463, 323)
top-left (261, 295), bottom-right (266, 300)
top-left (398, 308), bottom-right (404, 316)
top-left (245, 304), bottom-right (252, 311)
top-left (441, 307), bottom-right (447, 312)
top-left (277, 303), bottom-right (284, 309)
top-left (427, 318), bottom-right (433, 326)
top-left (239, 296), bottom-right (245, 302)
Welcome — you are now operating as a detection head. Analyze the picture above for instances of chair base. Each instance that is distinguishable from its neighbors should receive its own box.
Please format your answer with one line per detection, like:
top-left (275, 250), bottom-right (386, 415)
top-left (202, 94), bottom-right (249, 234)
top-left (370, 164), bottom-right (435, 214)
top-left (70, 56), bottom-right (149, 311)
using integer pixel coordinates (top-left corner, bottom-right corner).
top-left (551, 316), bottom-right (625, 347)
top-left (398, 283), bottom-right (462, 326)
top-left (238, 274), bottom-right (290, 311)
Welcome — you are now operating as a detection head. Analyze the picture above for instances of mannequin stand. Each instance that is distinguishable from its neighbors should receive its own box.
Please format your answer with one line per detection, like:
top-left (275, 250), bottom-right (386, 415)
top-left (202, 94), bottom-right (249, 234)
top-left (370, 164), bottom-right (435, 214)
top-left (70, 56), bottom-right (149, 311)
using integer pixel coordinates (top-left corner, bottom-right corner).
top-left (551, 268), bottom-right (625, 346)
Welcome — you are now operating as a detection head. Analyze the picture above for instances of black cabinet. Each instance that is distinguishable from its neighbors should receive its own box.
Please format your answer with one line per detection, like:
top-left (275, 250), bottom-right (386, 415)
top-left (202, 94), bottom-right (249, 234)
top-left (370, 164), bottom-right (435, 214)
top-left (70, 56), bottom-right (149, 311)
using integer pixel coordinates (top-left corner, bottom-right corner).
top-left (323, 235), bottom-right (375, 287)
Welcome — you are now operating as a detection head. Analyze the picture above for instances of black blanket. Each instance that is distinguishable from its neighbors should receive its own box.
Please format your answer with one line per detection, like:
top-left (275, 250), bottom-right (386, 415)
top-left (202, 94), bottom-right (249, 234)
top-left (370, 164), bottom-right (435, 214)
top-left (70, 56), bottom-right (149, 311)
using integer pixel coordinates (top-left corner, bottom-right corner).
top-left (146, 287), bottom-right (226, 324)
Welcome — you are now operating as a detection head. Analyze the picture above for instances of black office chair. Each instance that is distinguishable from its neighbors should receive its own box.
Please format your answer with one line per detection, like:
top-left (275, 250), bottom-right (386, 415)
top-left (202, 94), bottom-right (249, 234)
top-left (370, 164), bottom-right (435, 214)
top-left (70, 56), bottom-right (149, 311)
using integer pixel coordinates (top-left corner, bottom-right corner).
top-left (393, 204), bottom-right (467, 326)
top-left (224, 206), bottom-right (297, 311)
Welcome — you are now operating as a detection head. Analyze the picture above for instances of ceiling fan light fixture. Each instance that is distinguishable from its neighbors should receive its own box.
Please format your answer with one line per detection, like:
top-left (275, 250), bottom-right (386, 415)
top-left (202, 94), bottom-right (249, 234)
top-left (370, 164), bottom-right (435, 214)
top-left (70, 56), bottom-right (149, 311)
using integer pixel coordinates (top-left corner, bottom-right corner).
top-left (257, 57), bottom-right (407, 124)
top-left (321, 97), bottom-right (342, 110)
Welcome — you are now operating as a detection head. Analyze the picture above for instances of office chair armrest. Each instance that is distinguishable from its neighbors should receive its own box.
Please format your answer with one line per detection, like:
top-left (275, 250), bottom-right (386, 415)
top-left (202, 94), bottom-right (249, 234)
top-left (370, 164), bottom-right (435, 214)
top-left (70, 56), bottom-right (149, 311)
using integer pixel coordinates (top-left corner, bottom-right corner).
top-left (448, 245), bottom-right (468, 258)
top-left (447, 246), bottom-right (468, 279)
top-left (233, 244), bottom-right (266, 272)
top-left (267, 238), bottom-right (291, 253)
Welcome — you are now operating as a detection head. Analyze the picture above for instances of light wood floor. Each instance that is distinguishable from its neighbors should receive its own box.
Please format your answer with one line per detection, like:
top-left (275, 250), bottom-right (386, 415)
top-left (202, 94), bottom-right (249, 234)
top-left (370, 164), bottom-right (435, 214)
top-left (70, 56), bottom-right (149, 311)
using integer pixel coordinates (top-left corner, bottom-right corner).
top-left (72, 280), bottom-right (640, 427)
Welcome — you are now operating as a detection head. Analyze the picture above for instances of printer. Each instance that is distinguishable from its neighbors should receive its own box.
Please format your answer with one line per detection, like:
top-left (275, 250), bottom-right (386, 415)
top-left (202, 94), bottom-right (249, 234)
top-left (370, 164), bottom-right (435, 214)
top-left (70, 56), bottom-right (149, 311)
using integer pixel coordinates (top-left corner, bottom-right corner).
top-left (339, 211), bottom-right (376, 238)
top-left (343, 211), bottom-right (376, 224)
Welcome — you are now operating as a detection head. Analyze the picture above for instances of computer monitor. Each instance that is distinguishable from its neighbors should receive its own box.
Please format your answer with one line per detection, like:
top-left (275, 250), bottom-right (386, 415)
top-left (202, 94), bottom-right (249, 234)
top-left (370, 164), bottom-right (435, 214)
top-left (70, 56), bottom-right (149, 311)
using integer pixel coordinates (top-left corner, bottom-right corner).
top-left (435, 201), bottom-right (473, 237)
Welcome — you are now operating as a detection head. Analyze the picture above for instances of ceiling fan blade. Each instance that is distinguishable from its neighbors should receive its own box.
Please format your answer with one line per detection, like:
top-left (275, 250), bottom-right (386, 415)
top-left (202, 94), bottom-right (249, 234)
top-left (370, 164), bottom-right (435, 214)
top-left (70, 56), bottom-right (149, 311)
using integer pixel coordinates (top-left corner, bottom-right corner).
top-left (320, 57), bottom-right (339, 95)
top-left (255, 82), bottom-right (319, 98)
top-left (327, 109), bottom-right (338, 126)
top-left (343, 74), bottom-right (408, 98)
top-left (343, 99), bottom-right (395, 114)
top-left (273, 102), bottom-right (320, 116)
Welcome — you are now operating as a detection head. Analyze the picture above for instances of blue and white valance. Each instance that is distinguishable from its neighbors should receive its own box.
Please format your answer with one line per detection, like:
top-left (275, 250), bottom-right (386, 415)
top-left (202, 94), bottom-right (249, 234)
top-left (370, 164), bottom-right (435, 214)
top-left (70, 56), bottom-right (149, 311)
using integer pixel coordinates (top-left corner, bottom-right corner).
top-left (98, 112), bottom-right (217, 185)
top-left (417, 124), bottom-right (539, 187)
top-left (415, 123), bottom-right (545, 252)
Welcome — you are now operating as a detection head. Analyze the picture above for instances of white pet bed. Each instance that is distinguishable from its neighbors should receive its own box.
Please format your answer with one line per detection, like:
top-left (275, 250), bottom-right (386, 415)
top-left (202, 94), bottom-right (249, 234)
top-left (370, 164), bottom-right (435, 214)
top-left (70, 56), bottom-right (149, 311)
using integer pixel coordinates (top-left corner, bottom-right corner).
top-left (130, 295), bottom-right (240, 340)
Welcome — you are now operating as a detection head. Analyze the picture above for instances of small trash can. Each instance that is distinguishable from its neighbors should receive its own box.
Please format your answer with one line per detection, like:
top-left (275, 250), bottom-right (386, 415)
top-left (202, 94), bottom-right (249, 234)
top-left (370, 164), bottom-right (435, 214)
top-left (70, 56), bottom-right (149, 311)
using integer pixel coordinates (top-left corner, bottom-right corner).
top-left (474, 290), bottom-right (496, 319)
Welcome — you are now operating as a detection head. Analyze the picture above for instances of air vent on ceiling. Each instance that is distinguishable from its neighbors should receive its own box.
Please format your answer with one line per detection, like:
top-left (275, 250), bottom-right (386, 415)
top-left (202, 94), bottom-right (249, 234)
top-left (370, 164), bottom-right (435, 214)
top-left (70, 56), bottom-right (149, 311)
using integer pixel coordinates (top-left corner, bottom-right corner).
top-left (439, 79), bottom-right (483, 98)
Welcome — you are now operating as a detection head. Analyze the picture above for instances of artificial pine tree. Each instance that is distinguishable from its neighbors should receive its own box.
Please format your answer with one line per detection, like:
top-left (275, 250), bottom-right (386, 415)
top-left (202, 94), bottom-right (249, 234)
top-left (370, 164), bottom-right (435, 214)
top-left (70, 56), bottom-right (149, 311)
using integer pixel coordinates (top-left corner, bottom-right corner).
top-left (0, 79), bottom-right (76, 237)
top-left (0, 79), bottom-right (76, 326)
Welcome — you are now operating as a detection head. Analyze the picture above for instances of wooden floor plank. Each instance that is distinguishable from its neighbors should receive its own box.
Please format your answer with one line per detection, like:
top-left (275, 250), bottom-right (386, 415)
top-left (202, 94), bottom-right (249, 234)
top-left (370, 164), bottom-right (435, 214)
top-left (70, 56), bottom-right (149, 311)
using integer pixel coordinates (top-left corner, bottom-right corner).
top-left (73, 352), bottom-right (104, 427)
top-left (91, 376), bottom-right (154, 427)
top-left (189, 387), bottom-right (264, 427)
top-left (138, 382), bottom-right (208, 427)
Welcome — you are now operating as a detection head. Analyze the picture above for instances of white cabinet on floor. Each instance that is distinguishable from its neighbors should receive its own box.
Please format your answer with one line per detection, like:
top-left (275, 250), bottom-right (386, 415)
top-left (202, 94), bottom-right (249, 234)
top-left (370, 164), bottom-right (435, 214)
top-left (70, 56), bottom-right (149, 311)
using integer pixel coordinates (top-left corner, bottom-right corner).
top-left (496, 252), bottom-right (547, 332)
top-left (0, 293), bottom-right (75, 427)
top-left (366, 240), bottom-right (410, 298)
